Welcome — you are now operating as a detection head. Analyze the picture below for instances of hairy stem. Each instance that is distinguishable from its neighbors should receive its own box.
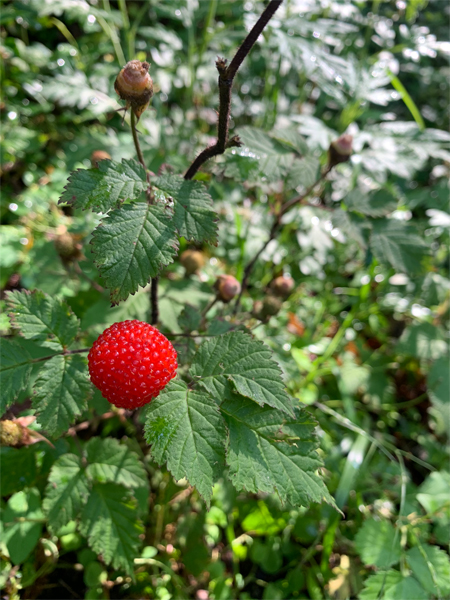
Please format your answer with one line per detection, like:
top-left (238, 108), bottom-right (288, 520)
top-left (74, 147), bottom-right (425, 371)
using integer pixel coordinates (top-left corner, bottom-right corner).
top-left (184, 0), bottom-right (283, 180)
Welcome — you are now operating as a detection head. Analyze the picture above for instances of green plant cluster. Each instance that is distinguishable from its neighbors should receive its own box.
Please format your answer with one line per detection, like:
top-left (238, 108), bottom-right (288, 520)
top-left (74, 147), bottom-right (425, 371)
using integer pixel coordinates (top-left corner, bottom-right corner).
top-left (1, 1), bottom-right (449, 599)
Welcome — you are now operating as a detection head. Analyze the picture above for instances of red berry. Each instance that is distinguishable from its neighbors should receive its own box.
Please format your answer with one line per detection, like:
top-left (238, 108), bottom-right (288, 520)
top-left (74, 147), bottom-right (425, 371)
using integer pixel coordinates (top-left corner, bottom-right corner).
top-left (88, 320), bottom-right (177, 409)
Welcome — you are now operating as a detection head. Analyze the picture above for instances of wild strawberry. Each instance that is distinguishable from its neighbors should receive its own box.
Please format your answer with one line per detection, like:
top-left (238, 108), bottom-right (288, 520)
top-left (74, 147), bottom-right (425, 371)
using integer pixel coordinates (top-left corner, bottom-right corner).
top-left (88, 320), bottom-right (177, 409)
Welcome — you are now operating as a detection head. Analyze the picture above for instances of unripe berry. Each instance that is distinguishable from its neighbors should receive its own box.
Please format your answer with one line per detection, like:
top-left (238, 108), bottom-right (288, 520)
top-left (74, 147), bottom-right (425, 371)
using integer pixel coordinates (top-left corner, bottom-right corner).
top-left (54, 232), bottom-right (83, 263)
top-left (114, 60), bottom-right (154, 120)
top-left (270, 275), bottom-right (295, 299)
top-left (0, 420), bottom-right (23, 446)
top-left (328, 134), bottom-right (353, 168)
top-left (91, 150), bottom-right (111, 168)
top-left (180, 250), bottom-right (205, 275)
top-left (262, 295), bottom-right (283, 317)
top-left (214, 275), bottom-right (241, 303)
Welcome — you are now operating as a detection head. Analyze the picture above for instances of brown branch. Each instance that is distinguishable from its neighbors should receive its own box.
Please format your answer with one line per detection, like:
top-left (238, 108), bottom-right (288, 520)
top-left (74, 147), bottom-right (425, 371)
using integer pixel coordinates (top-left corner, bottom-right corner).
top-left (184, 0), bottom-right (283, 180)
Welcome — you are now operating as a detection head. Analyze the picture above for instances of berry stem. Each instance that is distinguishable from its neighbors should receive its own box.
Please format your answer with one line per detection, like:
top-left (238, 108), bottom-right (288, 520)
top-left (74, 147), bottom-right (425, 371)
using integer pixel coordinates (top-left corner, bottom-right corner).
top-left (30, 348), bottom-right (91, 364)
top-left (184, 0), bottom-right (283, 180)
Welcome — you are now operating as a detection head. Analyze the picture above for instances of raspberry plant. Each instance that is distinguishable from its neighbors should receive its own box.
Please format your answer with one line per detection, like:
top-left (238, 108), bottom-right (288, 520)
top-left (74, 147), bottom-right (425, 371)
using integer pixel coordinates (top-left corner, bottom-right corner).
top-left (2, 1), bottom-right (449, 596)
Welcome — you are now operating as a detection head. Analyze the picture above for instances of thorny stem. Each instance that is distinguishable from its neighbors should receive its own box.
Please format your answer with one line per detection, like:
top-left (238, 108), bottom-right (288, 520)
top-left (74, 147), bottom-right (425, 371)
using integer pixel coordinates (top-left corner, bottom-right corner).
top-left (233, 168), bottom-right (332, 313)
top-left (130, 112), bottom-right (159, 324)
top-left (184, 0), bottom-right (283, 180)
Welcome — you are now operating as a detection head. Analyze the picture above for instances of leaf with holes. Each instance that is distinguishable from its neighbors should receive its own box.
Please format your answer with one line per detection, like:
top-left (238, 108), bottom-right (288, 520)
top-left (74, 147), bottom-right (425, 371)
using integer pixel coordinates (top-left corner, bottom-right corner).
top-left (91, 203), bottom-right (179, 305)
top-left (221, 395), bottom-right (337, 510)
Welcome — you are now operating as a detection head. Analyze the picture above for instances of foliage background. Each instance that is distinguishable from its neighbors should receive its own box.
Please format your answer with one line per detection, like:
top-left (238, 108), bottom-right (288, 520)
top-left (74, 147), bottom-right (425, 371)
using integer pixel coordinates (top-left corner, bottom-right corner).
top-left (1, 0), bottom-right (449, 599)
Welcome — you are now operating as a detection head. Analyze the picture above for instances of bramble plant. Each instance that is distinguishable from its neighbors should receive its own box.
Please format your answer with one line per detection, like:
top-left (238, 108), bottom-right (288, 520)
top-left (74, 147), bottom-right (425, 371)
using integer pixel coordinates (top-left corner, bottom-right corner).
top-left (1, 1), bottom-right (449, 598)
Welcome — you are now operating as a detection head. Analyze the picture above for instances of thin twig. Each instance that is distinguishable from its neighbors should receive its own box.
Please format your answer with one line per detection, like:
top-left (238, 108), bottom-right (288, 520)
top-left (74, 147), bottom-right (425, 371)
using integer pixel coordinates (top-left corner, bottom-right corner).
top-left (73, 262), bottom-right (104, 293)
top-left (150, 278), bottom-right (159, 325)
top-left (184, 0), bottom-right (283, 180)
top-left (233, 168), bottom-right (332, 314)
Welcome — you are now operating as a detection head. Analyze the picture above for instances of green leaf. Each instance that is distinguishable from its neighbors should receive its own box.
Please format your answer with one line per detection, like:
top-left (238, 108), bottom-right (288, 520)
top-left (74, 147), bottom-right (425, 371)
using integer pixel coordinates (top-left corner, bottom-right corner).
top-left (33, 354), bottom-right (91, 437)
top-left (370, 219), bottom-right (428, 274)
top-left (428, 356), bottom-right (450, 435)
top-left (271, 128), bottom-right (308, 155)
top-left (346, 189), bottom-right (398, 217)
top-left (1, 489), bottom-right (43, 565)
top-left (286, 156), bottom-right (320, 190)
top-left (178, 304), bottom-right (201, 332)
top-left (0, 338), bottom-right (33, 414)
top-left (406, 544), bottom-right (450, 595)
top-left (397, 322), bottom-right (447, 361)
top-left (79, 483), bottom-right (143, 574)
top-left (153, 174), bottom-right (218, 244)
top-left (144, 380), bottom-right (226, 506)
top-left (91, 203), bottom-right (178, 305)
top-left (237, 126), bottom-right (294, 181)
top-left (7, 289), bottom-right (79, 350)
top-left (43, 454), bottom-right (90, 533)
top-left (416, 471), bottom-right (450, 514)
top-left (190, 331), bottom-right (294, 417)
top-left (0, 447), bottom-right (37, 496)
top-left (359, 571), bottom-right (428, 600)
top-left (332, 209), bottom-right (369, 249)
top-left (354, 518), bottom-right (401, 569)
top-left (221, 395), bottom-right (337, 509)
top-left (85, 438), bottom-right (148, 490)
top-left (59, 159), bottom-right (147, 213)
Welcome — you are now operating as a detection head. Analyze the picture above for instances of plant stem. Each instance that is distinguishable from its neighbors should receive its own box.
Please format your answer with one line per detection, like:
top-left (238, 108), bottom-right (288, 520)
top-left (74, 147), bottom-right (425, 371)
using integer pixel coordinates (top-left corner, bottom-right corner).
top-left (31, 348), bottom-right (91, 365)
top-left (150, 278), bottom-right (159, 325)
top-left (184, 0), bottom-right (283, 180)
top-left (130, 111), bottom-right (146, 169)
top-left (233, 168), bottom-right (331, 313)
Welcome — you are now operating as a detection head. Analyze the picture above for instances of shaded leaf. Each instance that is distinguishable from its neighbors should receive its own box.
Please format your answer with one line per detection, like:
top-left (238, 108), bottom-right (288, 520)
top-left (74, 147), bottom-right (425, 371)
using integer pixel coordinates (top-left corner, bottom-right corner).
top-left (33, 354), bottom-right (91, 437)
top-left (85, 438), bottom-right (148, 490)
top-left (1, 489), bottom-right (43, 565)
top-left (0, 339), bottom-right (33, 415)
top-left (370, 219), bottom-right (428, 274)
top-left (79, 483), bottom-right (143, 574)
top-left (406, 544), bottom-right (450, 596)
top-left (43, 454), bottom-right (90, 533)
top-left (346, 189), bottom-right (398, 217)
top-left (7, 289), bottom-right (79, 350)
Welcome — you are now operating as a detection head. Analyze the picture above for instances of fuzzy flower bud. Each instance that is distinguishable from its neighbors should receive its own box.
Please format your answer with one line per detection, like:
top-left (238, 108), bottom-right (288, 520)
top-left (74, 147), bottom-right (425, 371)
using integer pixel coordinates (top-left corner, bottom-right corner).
top-left (114, 60), bottom-right (154, 120)
top-left (328, 134), bottom-right (353, 168)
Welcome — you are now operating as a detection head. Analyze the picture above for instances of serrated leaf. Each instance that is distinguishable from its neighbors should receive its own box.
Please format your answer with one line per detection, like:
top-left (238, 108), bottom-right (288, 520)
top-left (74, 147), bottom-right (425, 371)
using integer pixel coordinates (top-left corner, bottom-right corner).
top-left (153, 174), bottom-right (218, 244)
top-left (346, 189), bottom-right (398, 217)
top-left (221, 395), bottom-right (337, 510)
top-left (92, 203), bottom-right (178, 305)
top-left (59, 159), bottom-right (147, 213)
top-left (190, 331), bottom-right (294, 417)
top-left (370, 219), bottom-right (428, 274)
top-left (43, 454), bottom-right (90, 533)
top-left (286, 156), bottom-right (320, 190)
top-left (332, 209), bottom-right (369, 249)
top-left (271, 128), bottom-right (308, 155)
top-left (359, 571), bottom-right (427, 600)
top-left (0, 339), bottom-right (33, 415)
top-left (79, 483), bottom-right (143, 574)
top-left (354, 519), bottom-right (401, 569)
top-left (7, 289), bottom-right (79, 350)
top-left (406, 544), bottom-right (450, 596)
top-left (33, 354), bottom-right (91, 437)
top-left (144, 380), bottom-right (226, 506)
top-left (85, 438), bottom-right (148, 490)
top-left (237, 126), bottom-right (294, 181)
